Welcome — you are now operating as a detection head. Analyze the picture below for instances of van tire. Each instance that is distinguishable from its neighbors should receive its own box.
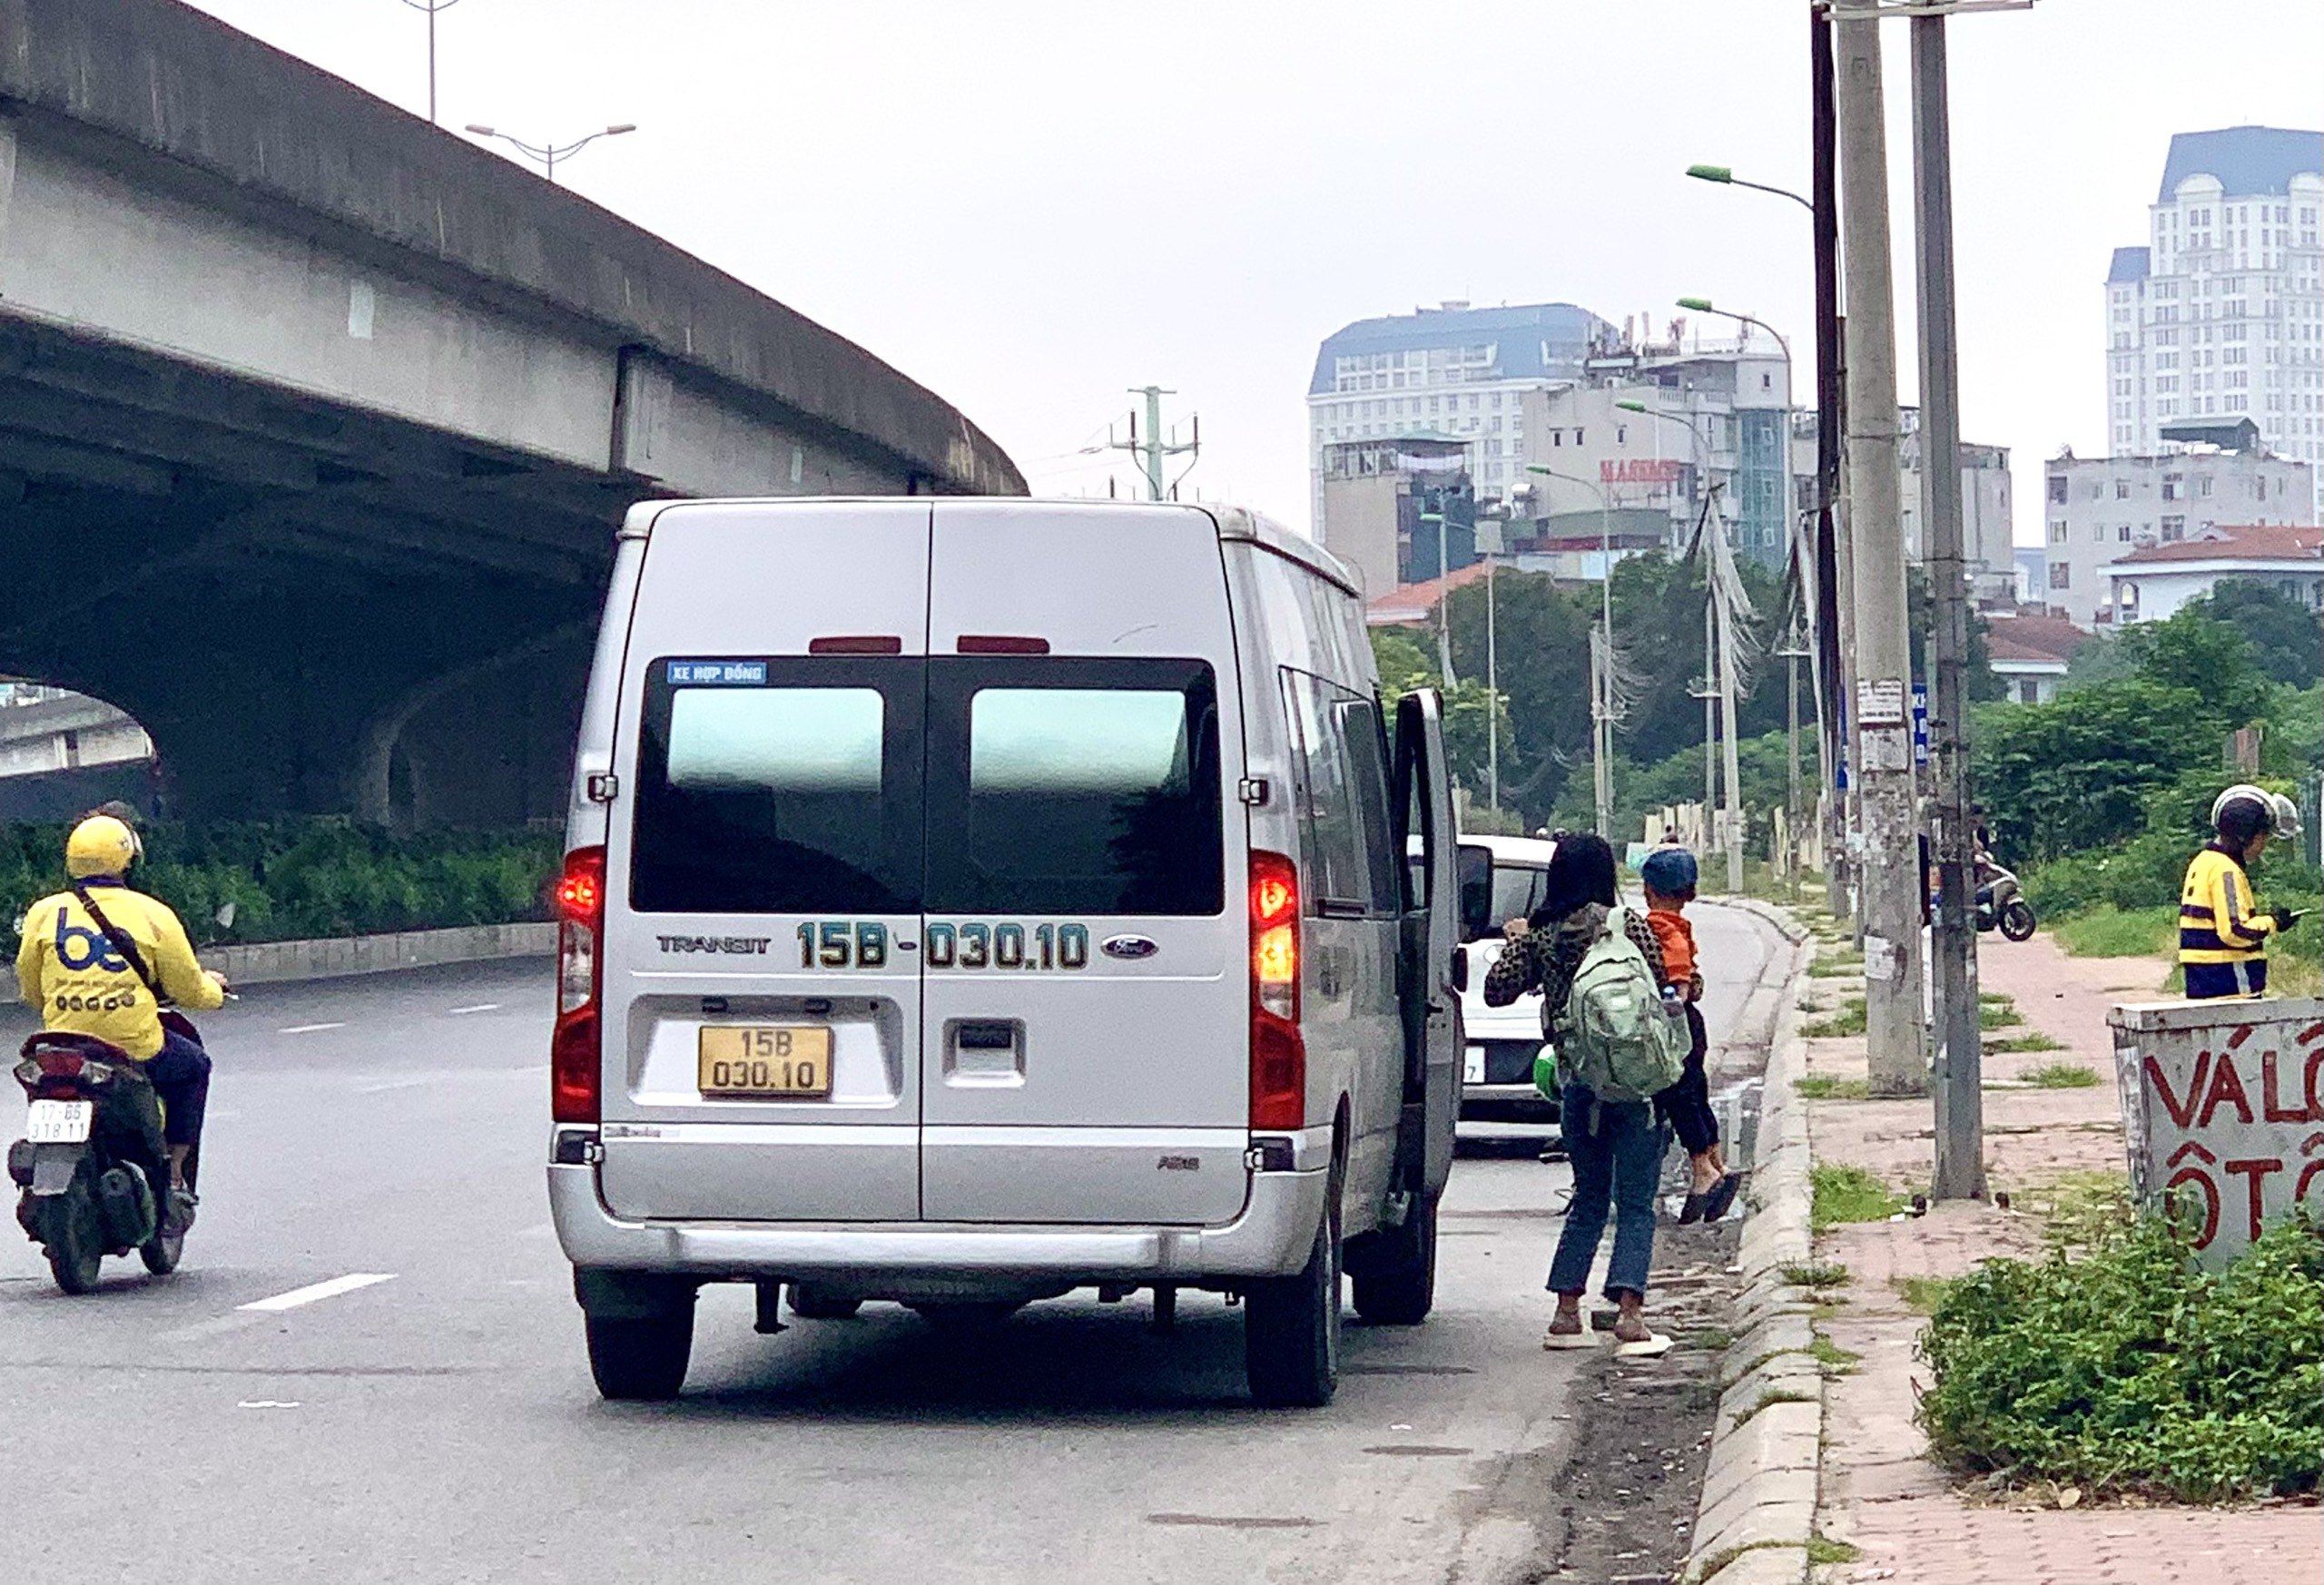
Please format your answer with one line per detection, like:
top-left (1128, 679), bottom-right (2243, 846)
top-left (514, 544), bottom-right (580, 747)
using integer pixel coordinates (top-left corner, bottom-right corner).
top-left (1352, 1190), bottom-right (1439, 1325)
top-left (586, 1309), bottom-right (694, 1401)
top-left (788, 1287), bottom-right (863, 1320)
top-left (1245, 1203), bottom-right (1341, 1407)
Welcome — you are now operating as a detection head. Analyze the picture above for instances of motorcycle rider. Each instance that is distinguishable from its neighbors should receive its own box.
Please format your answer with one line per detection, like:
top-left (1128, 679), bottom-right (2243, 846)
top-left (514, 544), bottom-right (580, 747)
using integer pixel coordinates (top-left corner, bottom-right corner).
top-left (13, 815), bottom-right (228, 1223)
top-left (2178, 784), bottom-right (2304, 999)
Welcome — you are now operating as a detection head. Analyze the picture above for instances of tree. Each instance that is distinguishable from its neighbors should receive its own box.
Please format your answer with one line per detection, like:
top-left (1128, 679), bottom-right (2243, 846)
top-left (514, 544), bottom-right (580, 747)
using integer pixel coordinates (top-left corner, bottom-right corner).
top-left (1442, 570), bottom-right (1590, 818)
top-left (2180, 580), bottom-right (2324, 688)
top-left (2121, 605), bottom-right (2274, 725)
top-left (1972, 680), bottom-right (2211, 862)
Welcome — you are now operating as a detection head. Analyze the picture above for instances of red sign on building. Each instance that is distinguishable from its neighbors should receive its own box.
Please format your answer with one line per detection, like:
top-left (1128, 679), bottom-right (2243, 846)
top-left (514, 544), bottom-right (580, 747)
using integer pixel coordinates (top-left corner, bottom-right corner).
top-left (1600, 458), bottom-right (1685, 487)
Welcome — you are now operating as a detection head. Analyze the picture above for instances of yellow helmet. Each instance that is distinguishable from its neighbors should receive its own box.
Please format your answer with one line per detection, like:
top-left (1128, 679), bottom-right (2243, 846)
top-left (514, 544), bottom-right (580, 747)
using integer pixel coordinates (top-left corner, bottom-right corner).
top-left (64, 815), bottom-right (141, 879)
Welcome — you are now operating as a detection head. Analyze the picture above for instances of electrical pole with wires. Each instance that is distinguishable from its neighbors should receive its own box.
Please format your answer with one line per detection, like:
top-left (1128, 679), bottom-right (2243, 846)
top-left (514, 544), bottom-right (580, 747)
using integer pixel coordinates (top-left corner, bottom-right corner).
top-left (1108, 387), bottom-right (1199, 502)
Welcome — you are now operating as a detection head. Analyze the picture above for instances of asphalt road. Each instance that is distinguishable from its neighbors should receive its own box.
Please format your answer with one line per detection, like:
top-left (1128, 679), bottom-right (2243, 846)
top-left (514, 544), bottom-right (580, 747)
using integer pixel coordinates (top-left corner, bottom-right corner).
top-left (0, 902), bottom-right (1785, 1585)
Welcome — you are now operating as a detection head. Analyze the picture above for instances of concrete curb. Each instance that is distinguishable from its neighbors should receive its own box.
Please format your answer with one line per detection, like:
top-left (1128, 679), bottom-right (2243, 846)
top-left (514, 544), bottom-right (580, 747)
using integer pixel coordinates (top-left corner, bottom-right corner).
top-left (4, 920), bottom-right (556, 1001)
top-left (1683, 901), bottom-right (1821, 1585)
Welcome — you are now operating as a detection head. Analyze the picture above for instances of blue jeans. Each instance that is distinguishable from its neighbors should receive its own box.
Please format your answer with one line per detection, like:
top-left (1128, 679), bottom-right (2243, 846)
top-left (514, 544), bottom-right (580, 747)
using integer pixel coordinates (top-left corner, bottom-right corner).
top-left (144, 1028), bottom-right (212, 1150)
top-left (1548, 1084), bottom-right (1667, 1301)
top-left (2185, 959), bottom-right (2266, 999)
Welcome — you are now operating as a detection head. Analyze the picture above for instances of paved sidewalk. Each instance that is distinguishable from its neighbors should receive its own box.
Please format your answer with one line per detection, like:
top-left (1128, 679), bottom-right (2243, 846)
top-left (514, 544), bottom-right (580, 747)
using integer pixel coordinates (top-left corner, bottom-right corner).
top-left (1797, 930), bottom-right (2323, 1585)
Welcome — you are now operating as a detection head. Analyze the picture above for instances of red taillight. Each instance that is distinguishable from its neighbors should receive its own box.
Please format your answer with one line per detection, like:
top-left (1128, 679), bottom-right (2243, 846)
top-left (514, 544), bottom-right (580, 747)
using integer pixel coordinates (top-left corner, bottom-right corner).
top-left (956, 635), bottom-right (1051, 655)
top-left (552, 846), bottom-right (606, 1125)
top-left (1248, 849), bottom-right (1305, 1130)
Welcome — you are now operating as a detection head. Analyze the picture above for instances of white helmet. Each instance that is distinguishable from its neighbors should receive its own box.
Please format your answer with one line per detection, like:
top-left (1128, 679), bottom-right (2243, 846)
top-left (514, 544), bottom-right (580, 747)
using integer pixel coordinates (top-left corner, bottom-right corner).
top-left (2211, 783), bottom-right (2301, 843)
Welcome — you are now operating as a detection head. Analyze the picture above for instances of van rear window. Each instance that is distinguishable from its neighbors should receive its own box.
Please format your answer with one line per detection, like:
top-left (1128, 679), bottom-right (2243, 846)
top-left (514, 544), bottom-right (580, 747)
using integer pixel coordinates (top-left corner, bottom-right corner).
top-left (630, 659), bottom-right (925, 915)
top-left (628, 656), bottom-right (1224, 918)
top-left (927, 658), bottom-right (1224, 917)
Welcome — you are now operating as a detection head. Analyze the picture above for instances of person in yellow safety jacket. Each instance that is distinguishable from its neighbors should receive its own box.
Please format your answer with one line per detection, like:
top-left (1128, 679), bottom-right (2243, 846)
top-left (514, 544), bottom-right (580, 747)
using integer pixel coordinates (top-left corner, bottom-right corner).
top-left (14, 815), bottom-right (228, 1224)
top-left (2179, 784), bottom-right (2305, 999)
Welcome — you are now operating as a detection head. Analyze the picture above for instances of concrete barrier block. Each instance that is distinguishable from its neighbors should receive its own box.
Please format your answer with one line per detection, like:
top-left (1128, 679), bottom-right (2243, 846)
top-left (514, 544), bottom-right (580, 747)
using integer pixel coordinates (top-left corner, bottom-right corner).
top-left (1718, 1356), bottom-right (1823, 1432)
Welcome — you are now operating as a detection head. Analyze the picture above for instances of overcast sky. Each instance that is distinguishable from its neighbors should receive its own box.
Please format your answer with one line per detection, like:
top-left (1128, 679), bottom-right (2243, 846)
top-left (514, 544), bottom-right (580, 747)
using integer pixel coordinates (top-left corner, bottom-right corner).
top-left (183, 1), bottom-right (2324, 546)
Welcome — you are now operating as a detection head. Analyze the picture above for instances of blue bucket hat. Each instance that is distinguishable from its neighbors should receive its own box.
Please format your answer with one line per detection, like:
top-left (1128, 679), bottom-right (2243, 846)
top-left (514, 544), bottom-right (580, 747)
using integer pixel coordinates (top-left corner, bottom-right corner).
top-left (1640, 846), bottom-right (1699, 896)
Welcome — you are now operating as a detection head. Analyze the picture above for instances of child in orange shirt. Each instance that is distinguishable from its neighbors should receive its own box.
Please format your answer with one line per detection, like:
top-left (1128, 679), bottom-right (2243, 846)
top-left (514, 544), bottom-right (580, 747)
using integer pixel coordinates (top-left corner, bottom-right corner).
top-left (1640, 847), bottom-right (1739, 1223)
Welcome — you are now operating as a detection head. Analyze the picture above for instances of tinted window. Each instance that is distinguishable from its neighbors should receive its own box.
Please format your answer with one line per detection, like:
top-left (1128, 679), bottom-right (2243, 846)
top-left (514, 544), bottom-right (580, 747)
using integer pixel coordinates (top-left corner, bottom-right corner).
top-left (926, 658), bottom-right (1224, 916)
top-left (630, 658), bottom-right (924, 914)
top-left (1284, 670), bottom-right (1400, 916)
top-left (1491, 862), bottom-right (1551, 930)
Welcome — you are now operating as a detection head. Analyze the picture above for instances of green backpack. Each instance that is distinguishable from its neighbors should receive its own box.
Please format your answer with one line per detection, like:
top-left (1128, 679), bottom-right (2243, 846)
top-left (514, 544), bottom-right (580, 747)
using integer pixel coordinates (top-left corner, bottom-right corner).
top-left (1558, 907), bottom-right (1687, 1103)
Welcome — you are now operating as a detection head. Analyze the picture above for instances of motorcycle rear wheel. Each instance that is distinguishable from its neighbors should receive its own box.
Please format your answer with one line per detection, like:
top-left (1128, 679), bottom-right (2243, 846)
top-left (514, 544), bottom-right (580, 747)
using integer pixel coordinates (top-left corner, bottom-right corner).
top-left (2000, 900), bottom-right (2038, 942)
top-left (41, 1190), bottom-right (103, 1295)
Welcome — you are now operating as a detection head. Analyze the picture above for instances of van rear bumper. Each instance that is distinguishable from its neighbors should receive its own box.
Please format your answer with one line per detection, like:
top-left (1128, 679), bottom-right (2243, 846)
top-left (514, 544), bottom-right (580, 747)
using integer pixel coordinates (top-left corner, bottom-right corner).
top-left (546, 1161), bottom-right (1330, 1284)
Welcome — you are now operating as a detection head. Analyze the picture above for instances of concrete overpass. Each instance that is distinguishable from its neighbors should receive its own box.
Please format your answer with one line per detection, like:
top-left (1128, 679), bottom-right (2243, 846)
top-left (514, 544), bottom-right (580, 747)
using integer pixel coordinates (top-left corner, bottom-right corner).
top-left (0, 0), bottom-right (1024, 828)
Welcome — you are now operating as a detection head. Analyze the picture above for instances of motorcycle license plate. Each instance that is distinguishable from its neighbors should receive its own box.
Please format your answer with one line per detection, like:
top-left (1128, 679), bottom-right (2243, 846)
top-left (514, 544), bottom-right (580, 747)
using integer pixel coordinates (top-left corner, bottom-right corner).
top-left (25, 1099), bottom-right (94, 1145)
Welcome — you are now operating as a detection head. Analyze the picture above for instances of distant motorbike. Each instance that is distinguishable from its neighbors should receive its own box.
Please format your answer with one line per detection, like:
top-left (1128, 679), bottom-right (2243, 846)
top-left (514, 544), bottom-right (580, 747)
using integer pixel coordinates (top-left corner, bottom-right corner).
top-left (7, 1010), bottom-right (204, 1294)
top-left (1975, 862), bottom-right (2038, 942)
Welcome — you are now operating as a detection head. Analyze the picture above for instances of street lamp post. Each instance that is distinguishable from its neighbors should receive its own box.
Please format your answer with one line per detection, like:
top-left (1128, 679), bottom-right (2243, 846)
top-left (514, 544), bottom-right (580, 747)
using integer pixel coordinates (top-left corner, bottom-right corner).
top-left (465, 123), bottom-right (638, 183)
top-left (1676, 298), bottom-right (1815, 881)
top-left (1689, 143), bottom-right (1852, 922)
top-left (1422, 507), bottom-right (1499, 817)
top-left (1525, 464), bottom-right (1616, 840)
top-left (1610, 397), bottom-right (1743, 890)
top-left (399, 0), bottom-right (458, 126)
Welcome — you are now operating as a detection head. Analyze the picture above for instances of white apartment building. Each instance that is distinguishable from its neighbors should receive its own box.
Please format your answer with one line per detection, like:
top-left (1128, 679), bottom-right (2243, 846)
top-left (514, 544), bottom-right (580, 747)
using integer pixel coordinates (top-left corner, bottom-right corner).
top-left (2038, 443), bottom-right (2314, 627)
top-left (1307, 300), bottom-right (1608, 544)
top-left (2102, 127), bottom-right (2324, 499)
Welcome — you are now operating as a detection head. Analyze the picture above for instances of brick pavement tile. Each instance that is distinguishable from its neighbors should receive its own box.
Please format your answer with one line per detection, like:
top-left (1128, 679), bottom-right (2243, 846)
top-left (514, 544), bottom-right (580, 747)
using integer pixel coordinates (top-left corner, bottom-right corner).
top-left (1834, 1500), bottom-right (2323, 1584)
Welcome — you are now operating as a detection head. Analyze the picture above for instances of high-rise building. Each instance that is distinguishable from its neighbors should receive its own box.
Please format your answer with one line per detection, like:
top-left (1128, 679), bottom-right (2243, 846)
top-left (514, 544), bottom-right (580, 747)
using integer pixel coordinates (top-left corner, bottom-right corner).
top-left (1306, 301), bottom-right (1607, 546)
top-left (2102, 126), bottom-right (2324, 491)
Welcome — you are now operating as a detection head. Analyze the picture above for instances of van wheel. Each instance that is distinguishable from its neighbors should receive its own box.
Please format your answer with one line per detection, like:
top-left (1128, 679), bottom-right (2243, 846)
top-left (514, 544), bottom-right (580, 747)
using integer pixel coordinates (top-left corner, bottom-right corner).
top-left (586, 1308), bottom-right (694, 1401)
top-left (1352, 1191), bottom-right (1439, 1326)
top-left (788, 1286), bottom-right (863, 1320)
top-left (1246, 1203), bottom-right (1341, 1407)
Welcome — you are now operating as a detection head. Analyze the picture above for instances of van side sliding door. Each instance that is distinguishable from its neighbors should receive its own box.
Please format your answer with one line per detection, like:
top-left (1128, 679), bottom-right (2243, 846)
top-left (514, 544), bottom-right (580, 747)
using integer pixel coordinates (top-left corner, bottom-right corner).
top-left (1391, 688), bottom-right (1461, 1206)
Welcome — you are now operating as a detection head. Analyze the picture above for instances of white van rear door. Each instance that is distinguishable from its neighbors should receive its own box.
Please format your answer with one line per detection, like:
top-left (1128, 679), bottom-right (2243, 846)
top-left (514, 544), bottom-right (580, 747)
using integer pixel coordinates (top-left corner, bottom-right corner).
top-left (919, 503), bottom-right (1248, 1225)
top-left (596, 501), bottom-right (931, 1223)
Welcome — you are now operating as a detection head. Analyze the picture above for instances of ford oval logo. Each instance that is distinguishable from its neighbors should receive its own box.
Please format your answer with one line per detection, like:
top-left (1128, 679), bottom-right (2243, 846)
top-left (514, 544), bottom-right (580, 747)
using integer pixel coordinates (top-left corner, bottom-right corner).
top-left (1101, 933), bottom-right (1159, 960)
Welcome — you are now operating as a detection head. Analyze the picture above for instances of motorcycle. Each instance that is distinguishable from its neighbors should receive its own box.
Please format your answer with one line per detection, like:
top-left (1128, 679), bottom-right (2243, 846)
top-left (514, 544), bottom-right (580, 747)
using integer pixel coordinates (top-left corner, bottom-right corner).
top-left (7, 1009), bottom-right (204, 1294)
top-left (1974, 861), bottom-right (2038, 943)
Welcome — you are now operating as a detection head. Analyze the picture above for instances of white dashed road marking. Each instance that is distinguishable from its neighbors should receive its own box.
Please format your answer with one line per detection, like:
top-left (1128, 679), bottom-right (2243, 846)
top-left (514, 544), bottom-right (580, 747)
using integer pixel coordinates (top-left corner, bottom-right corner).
top-left (277, 1023), bottom-right (346, 1035)
top-left (448, 1003), bottom-right (501, 1015)
top-left (237, 1273), bottom-right (396, 1313)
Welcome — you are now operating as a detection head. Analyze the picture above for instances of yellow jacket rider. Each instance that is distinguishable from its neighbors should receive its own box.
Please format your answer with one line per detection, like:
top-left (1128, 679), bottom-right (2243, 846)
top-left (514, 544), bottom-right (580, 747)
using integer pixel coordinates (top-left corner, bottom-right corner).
top-left (15, 815), bottom-right (227, 1210)
top-left (2179, 784), bottom-right (2304, 999)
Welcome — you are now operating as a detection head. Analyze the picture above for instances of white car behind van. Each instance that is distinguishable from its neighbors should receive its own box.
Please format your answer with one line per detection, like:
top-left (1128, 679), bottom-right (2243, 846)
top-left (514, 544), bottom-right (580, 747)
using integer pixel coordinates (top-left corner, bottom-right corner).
top-left (547, 498), bottom-right (1466, 1407)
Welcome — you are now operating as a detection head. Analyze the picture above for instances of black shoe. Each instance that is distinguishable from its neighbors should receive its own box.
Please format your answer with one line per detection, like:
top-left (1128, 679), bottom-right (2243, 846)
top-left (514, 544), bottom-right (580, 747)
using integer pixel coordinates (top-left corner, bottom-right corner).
top-left (1676, 1192), bottom-right (1709, 1226)
top-left (1702, 1174), bottom-right (1743, 1223)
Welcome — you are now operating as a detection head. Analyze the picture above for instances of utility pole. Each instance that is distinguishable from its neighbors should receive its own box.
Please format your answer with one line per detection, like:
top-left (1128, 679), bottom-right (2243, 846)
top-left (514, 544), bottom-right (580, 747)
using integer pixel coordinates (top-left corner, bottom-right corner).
top-left (1485, 545), bottom-right (1501, 814)
top-left (1418, 509), bottom-right (1457, 685)
top-left (1108, 386), bottom-right (1199, 504)
top-left (1911, 7), bottom-right (1985, 1200)
top-left (1834, 9), bottom-right (1925, 1097)
top-left (1590, 627), bottom-right (1613, 840)
top-left (1811, 6), bottom-right (1853, 920)
top-left (399, 0), bottom-right (459, 126)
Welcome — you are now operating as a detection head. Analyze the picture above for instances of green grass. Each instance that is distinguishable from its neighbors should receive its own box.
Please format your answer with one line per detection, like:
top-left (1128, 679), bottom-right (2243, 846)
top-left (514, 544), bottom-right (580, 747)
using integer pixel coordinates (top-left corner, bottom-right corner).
top-left (1987, 1030), bottom-right (2068, 1053)
top-left (2049, 903), bottom-right (2177, 959)
top-left (1977, 1000), bottom-right (2024, 1031)
top-left (1683, 1327), bottom-right (1735, 1353)
top-left (1810, 1334), bottom-right (1864, 1371)
top-left (1893, 1274), bottom-right (1955, 1314)
top-left (1795, 1074), bottom-right (1870, 1101)
top-left (1780, 1260), bottom-right (1852, 1289)
top-left (1807, 956), bottom-right (1866, 978)
top-left (1802, 997), bottom-right (1868, 1039)
top-left (1811, 1163), bottom-right (1905, 1231)
top-left (1807, 1535), bottom-right (1863, 1566)
top-left (2022, 1062), bottom-right (2102, 1090)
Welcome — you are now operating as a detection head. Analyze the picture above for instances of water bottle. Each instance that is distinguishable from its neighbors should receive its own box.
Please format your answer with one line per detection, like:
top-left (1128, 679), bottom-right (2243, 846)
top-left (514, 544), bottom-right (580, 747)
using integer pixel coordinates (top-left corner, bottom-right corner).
top-left (1660, 984), bottom-right (1684, 1019)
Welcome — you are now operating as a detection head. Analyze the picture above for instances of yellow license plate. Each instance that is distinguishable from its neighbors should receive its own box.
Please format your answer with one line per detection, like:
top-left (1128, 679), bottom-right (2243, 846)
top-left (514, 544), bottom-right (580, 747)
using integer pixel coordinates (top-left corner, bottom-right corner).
top-left (696, 1026), bottom-right (833, 1098)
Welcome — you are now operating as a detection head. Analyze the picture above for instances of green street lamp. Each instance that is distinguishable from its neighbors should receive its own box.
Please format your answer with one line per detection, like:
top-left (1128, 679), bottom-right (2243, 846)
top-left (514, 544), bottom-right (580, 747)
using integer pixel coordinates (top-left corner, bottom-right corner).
top-left (1684, 162), bottom-right (1813, 214)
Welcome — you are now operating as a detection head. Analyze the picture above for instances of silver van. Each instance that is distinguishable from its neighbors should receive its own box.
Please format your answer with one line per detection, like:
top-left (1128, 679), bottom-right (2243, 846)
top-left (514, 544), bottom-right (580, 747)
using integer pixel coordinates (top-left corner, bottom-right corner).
top-left (546, 498), bottom-right (1468, 1407)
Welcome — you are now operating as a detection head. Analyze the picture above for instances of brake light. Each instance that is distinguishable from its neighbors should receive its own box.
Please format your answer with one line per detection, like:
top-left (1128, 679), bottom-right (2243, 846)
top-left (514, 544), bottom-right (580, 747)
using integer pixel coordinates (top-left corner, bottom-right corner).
top-left (552, 846), bottom-right (606, 1125)
top-left (1248, 849), bottom-right (1305, 1129)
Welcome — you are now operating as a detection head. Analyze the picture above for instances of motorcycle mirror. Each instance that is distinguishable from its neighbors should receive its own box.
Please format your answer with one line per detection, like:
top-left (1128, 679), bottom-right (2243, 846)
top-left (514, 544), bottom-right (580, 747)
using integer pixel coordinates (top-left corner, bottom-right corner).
top-left (215, 901), bottom-right (238, 930)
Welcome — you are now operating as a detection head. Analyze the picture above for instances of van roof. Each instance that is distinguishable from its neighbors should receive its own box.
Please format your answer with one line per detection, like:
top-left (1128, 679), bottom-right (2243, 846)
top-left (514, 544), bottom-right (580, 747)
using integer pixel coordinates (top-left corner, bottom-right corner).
top-left (615, 497), bottom-right (1364, 598)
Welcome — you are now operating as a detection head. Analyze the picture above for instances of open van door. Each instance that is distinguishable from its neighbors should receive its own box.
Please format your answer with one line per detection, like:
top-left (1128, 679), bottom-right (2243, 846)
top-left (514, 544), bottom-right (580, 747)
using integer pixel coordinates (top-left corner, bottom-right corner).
top-left (1348, 688), bottom-right (1462, 1324)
